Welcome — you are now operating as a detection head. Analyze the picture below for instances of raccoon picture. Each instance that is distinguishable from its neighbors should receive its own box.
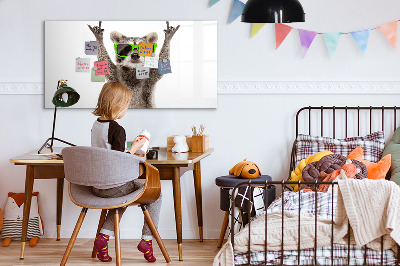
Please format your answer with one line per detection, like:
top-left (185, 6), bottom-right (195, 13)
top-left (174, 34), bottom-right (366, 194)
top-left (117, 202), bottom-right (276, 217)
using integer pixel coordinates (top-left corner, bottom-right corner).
top-left (88, 21), bottom-right (180, 108)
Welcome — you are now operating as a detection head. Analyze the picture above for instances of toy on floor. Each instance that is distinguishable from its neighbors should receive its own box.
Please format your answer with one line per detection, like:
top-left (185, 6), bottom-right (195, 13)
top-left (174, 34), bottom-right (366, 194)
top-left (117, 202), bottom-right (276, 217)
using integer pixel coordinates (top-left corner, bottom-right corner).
top-left (229, 159), bottom-right (261, 179)
top-left (1, 192), bottom-right (44, 247)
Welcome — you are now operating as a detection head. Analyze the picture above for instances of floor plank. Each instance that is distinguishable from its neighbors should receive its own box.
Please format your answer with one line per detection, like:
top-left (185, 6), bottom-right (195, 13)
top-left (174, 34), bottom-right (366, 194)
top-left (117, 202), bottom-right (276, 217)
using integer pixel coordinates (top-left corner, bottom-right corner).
top-left (0, 239), bottom-right (221, 265)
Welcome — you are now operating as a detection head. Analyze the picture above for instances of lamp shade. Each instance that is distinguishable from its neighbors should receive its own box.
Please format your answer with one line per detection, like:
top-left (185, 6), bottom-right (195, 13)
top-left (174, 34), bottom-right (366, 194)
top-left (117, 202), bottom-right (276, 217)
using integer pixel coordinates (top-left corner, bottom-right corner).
top-left (241, 0), bottom-right (305, 23)
top-left (52, 84), bottom-right (80, 107)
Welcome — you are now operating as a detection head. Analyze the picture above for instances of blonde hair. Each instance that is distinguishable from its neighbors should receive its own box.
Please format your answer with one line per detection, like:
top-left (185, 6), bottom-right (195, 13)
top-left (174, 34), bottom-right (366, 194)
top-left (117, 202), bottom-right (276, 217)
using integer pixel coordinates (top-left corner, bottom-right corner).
top-left (93, 82), bottom-right (133, 120)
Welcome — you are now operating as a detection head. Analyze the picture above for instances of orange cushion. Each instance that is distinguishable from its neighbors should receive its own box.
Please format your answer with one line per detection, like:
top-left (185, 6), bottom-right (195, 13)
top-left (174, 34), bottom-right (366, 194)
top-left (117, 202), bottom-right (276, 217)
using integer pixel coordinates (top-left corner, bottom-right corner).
top-left (348, 146), bottom-right (391, 180)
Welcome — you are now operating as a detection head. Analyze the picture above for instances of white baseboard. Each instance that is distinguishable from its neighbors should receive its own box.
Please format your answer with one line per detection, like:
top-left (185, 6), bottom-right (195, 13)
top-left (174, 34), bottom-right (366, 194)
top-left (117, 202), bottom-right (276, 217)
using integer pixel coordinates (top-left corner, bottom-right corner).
top-left (1, 81), bottom-right (400, 95)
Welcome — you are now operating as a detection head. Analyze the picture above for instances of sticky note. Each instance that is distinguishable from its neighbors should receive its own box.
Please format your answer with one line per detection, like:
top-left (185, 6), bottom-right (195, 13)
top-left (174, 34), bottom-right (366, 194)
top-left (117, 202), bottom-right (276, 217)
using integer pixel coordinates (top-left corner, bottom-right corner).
top-left (138, 42), bottom-right (153, 57)
top-left (136, 66), bottom-right (150, 79)
top-left (94, 60), bottom-right (109, 76)
top-left (158, 60), bottom-right (172, 74)
top-left (144, 57), bottom-right (159, 68)
top-left (76, 58), bottom-right (90, 72)
top-left (85, 41), bottom-right (98, 55)
top-left (91, 67), bottom-right (105, 82)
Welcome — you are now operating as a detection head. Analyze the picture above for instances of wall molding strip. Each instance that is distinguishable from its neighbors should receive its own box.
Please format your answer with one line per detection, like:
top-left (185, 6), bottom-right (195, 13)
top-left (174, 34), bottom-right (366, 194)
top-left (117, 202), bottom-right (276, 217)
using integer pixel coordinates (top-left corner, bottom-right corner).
top-left (1, 81), bottom-right (400, 95)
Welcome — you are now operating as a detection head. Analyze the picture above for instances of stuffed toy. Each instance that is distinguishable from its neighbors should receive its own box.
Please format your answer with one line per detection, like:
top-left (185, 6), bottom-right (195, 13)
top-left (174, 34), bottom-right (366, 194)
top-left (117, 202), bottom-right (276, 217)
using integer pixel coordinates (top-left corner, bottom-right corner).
top-left (229, 159), bottom-right (261, 179)
top-left (1, 192), bottom-right (44, 247)
top-left (348, 146), bottom-right (391, 180)
top-left (172, 135), bottom-right (189, 153)
top-left (289, 150), bottom-right (333, 191)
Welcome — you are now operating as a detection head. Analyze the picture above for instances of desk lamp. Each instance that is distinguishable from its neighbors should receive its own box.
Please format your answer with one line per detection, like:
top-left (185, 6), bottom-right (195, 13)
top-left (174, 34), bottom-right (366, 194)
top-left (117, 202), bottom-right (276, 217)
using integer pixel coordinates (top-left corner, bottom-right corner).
top-left (38, 80), bottom-right (80, 154)
top-left (241, 0), bottom-right (305, 23)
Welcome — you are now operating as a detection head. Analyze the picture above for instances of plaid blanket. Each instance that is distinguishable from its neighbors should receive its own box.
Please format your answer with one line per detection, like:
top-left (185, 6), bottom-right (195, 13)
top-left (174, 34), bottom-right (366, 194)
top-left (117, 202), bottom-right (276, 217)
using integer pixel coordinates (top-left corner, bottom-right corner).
top-left (235, 244), bottom-right (397, 265)
top-left (234, 191), bottom-right (397, 265)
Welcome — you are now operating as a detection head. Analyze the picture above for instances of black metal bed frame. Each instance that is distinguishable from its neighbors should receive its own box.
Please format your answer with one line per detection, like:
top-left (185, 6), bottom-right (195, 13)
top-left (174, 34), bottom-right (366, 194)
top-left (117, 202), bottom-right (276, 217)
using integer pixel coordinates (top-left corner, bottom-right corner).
top-left (230, 106), bottom-right (400, 266)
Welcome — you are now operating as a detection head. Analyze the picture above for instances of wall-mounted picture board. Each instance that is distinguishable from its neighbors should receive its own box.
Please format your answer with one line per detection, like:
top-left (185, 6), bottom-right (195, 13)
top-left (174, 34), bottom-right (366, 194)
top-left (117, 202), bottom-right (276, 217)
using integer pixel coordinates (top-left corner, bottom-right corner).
top-left (45, 21), bottom-right (217, 108)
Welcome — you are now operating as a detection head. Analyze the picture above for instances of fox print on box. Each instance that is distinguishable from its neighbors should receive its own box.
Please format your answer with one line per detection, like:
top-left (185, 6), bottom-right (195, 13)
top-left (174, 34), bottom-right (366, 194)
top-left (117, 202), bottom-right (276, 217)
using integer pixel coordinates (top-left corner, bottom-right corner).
top-left (88, 21), bottom-right (179, 108)
top-left (1, 192), bottom-right (44, 247)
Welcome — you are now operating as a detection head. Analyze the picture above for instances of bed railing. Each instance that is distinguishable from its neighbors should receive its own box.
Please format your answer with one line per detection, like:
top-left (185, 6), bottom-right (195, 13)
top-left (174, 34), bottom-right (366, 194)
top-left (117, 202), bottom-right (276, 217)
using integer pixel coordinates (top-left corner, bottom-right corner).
top-left (289, 106), bottom-right (400, 181)
top-left (230, 180), bottom-right (400, 266)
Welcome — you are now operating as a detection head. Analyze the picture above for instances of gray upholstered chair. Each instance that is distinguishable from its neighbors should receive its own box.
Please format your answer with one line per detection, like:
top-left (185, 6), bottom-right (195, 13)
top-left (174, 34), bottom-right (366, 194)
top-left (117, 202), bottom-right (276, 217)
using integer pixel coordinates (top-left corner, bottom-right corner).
top-left (60, 146), bottom-right (170, 266)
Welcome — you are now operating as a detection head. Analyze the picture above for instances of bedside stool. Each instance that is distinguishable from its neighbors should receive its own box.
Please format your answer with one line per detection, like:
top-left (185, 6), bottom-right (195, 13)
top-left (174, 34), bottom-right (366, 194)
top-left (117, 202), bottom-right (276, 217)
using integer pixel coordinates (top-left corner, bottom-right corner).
top-left (215, 175), bottom-right (275, 248)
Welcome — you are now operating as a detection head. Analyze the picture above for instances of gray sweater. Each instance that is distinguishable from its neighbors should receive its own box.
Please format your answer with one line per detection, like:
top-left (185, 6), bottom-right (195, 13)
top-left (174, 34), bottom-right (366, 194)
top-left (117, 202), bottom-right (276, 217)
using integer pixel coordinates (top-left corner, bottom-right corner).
top-left (91, 118), bottom-right (143, 189)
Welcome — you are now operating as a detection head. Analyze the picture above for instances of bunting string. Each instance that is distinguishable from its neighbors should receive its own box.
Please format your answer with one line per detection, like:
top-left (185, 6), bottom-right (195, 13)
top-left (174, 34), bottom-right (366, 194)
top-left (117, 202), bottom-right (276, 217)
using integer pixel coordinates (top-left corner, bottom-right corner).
top-left (283, 20), bottom-right (400, 35)
top-left (209, 0), bottom-right (399, 58)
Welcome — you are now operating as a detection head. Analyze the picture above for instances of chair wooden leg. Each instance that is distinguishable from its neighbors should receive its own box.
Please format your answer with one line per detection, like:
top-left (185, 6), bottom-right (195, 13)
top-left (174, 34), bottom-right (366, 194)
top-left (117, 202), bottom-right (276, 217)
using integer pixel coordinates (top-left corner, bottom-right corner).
top-left (60, 208), bottom-right (88, 266)
top-left (114, 210), bottom-right (121, 266)
top-left (91, 209), bottom-right (108, 258)
top-left (217, 211), bottom-right (230, 248)
top-left (141, 205), bottom-right (171, 263)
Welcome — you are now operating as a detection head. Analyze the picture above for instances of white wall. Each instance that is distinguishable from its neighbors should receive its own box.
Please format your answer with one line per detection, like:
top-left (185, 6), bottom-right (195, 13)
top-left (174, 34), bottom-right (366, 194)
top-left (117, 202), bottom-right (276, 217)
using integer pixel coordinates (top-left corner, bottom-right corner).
top-left (1, 0), bottom-right (400, 240)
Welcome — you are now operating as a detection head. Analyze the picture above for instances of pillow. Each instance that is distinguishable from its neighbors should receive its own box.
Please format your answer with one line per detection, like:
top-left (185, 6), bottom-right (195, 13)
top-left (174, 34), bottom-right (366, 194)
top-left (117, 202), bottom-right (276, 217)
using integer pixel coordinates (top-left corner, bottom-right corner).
top-left (302, 154), bottom-right (368, 190)
top-left (289, 150), bottom-right (333, 191)
top-left (295, 131), bottom-right (385, 167)
top-left (382, 126), bottom-right (400, 184)
top-left (348, 146), bottom-right (391, 180)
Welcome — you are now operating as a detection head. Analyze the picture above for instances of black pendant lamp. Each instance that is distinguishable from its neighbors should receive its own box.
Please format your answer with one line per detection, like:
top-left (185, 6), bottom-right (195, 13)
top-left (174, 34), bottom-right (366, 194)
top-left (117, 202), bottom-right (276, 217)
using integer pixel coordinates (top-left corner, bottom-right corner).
top-left (241, 0), bottom-right (305, 23)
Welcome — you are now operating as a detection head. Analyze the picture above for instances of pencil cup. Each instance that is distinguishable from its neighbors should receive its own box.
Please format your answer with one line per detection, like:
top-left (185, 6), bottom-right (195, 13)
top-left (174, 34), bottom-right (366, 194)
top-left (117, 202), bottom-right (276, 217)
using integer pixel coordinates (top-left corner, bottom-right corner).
top-left (191, 135), bottom-right (209, 153)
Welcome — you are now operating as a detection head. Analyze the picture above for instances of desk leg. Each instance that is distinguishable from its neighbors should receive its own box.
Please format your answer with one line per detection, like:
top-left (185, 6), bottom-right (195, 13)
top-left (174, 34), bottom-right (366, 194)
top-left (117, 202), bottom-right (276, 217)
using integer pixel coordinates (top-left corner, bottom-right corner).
top-left (56, 178), bottom-right (64, 241)
top-left (172, 167), bottom-right (183, 261)
top-left (193, 161), bottom-right (203, 242)
top-left (20, 165), bottom-right (35, 259)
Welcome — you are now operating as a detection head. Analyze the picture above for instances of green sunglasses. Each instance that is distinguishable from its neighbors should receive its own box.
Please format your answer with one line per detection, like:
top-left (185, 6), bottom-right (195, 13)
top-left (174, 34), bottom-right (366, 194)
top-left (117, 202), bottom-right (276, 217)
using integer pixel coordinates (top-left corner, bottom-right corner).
top-left (114, 43), bottom-right (158, 57)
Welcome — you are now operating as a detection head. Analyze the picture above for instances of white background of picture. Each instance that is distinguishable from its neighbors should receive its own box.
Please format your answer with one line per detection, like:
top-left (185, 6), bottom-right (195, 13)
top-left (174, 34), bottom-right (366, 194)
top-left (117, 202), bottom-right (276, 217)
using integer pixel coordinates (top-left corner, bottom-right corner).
top-left (45, 21), bottom-right (217, 108)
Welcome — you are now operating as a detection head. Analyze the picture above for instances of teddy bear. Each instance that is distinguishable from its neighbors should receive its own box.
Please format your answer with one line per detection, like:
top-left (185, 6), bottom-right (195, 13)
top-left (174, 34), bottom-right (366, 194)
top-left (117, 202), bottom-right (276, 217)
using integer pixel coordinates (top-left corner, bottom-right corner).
top-left (1, 192), bottom-right (43, 247)
top-left (172, 135), bottom-right (189, 153)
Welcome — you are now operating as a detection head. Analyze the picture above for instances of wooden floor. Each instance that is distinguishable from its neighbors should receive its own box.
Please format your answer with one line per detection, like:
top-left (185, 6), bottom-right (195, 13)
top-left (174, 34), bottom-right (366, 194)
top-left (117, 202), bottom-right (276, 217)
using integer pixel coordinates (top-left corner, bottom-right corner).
top-left (0, 239), bottom-right (221, 265)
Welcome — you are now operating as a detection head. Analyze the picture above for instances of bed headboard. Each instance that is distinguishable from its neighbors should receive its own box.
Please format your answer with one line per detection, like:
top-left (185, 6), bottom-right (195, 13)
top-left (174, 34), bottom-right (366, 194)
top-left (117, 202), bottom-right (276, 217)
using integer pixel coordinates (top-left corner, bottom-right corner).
top-left (290, 106), bottom-right (400, 179)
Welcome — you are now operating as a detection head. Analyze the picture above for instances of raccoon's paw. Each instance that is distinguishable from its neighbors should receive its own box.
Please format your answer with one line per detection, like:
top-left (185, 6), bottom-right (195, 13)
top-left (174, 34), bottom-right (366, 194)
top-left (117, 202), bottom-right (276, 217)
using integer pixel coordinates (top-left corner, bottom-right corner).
top-left (164, 21), bottom-right (180, 41)
top-left (88, 21), bottom-right (104, 41)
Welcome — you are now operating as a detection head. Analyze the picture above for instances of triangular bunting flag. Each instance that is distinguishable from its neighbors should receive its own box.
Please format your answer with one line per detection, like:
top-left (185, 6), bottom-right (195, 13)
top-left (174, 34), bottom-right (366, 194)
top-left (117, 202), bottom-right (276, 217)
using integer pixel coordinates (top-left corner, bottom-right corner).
top-left (229, 0), bottom-right (245, 24)
top-left (209, 0), bottom-right (220, 7)
top-left (251, 23), bottom-right (266, 38)
top-left (378, 21), bottom-right (398, 50)
top-left (275, 23), bottom-right (293, 49)
top-left (298, 29), bottom-right (317, 58)
top-left (323, 33), bottom-right (341, 58)
top-left (351, 29), bottom-right (370, 55)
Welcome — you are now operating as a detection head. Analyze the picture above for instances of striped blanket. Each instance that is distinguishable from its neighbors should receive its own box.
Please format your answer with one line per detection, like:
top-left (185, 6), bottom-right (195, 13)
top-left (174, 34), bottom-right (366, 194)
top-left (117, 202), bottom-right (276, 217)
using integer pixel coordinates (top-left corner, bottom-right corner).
top-left (214, 187), bottom-right (398, 266)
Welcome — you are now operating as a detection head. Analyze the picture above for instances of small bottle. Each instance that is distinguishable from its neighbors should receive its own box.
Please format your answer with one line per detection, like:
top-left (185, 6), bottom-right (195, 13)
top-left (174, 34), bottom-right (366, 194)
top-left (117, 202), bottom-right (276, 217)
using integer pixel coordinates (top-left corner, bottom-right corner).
top-left (136, 129), bottom-right (150, 154)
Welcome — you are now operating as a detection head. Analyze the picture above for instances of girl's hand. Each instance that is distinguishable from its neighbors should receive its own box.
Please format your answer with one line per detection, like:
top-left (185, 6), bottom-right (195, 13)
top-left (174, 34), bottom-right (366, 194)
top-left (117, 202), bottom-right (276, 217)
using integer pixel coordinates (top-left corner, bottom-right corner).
top-left (129, 137), bottom-right (147, 154)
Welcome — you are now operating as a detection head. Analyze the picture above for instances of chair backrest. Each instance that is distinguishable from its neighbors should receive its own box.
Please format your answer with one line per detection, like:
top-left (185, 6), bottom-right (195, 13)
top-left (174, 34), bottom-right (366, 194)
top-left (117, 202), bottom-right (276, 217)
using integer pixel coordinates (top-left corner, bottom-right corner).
top-left (62, 146), bottom-right (145, 188)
